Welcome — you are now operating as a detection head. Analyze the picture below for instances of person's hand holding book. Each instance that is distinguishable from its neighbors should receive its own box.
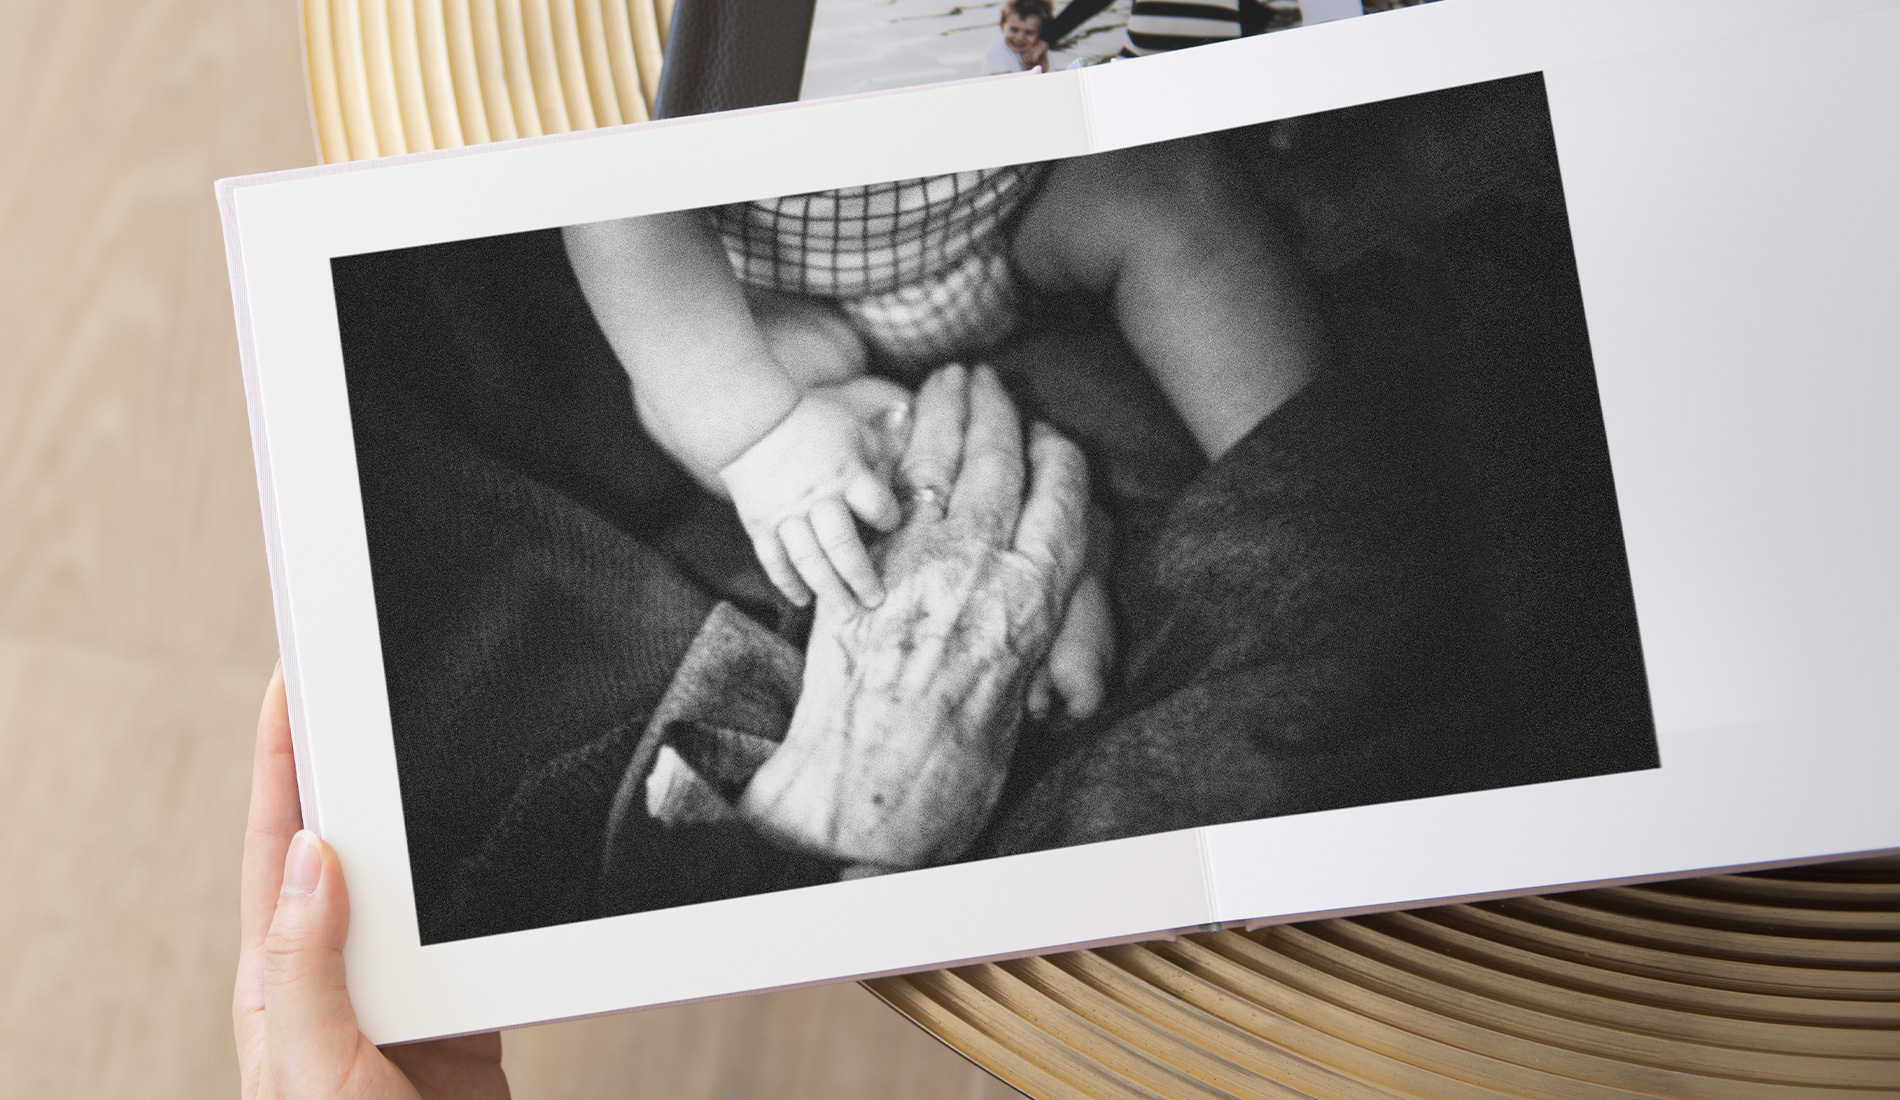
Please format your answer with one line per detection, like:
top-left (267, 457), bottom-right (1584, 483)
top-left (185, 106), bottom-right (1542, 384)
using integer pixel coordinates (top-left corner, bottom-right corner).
top-left (234, 668), bottom-right (509, 1100)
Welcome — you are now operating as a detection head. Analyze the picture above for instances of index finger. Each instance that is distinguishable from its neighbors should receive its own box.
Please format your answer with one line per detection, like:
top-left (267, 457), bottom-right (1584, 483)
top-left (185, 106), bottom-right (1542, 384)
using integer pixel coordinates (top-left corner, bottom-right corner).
top-left (240, 665), bottom-right (302, 953)
top-left (947, 365), bottom-right (1027, 539)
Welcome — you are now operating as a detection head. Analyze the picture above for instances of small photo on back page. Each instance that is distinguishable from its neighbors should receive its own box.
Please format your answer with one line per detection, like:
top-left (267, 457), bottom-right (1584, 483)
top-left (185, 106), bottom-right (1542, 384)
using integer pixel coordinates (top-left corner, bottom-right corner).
top-left (798, 0), bottom-right (1438, 102)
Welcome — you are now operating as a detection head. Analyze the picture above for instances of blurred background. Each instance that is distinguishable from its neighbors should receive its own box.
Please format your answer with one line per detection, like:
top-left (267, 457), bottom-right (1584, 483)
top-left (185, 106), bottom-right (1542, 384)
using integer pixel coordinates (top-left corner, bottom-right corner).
top-left (0, 1), bottom-right (1017, 1094)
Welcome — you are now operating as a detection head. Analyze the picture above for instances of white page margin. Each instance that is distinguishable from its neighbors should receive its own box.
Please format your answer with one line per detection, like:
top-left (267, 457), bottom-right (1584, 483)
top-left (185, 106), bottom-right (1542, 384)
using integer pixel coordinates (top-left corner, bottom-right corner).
top-left (1076, 0), bottom-right (1900, 153)
top-left (1203, 2), bottom-right (1900, 923)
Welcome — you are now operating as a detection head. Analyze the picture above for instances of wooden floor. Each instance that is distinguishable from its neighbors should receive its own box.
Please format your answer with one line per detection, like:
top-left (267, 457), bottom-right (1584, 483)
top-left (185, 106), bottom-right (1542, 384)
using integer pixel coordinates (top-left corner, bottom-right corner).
top-left (0, 1), bottom-right (1017, 1095)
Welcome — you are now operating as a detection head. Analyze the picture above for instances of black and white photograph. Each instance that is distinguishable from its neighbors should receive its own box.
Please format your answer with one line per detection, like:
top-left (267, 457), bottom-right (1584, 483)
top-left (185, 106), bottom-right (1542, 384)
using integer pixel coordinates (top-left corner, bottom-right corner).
top-left (333, 71), bottom-right (1658, 946)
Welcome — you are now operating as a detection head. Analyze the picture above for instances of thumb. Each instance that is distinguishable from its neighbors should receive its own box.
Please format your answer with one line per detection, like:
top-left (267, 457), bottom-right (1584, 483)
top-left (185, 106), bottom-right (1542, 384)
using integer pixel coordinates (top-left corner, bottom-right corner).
top-left (262, 831), bottom-right (364, 1095)
top-left (824, 377), bottom-right (911, 477)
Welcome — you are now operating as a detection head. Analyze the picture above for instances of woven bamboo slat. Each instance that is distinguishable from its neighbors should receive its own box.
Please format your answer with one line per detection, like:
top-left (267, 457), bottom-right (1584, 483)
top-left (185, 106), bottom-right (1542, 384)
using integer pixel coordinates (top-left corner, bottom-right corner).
top-left (870, 859), bottom-right (1900, 1099)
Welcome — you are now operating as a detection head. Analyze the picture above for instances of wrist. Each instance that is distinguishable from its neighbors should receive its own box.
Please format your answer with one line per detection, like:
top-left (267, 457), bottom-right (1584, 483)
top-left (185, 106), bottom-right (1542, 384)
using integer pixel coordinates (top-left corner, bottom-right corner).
top-left (737, 723), bottom-right (860, 861)
top-left (640, 368), bottom-right (801, 485)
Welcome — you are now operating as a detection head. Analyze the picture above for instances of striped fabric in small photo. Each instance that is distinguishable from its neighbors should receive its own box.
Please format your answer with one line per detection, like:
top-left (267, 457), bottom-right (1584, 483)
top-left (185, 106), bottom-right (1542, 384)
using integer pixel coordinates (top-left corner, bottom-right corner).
top-left (1125, 0), bottom-right (1245, 54)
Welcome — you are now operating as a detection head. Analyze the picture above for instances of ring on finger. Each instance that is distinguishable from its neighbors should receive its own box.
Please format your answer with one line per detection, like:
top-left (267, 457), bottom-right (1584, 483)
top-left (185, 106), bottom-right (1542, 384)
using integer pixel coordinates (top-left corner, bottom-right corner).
top-left (903, 483), bottom-right (950, 518)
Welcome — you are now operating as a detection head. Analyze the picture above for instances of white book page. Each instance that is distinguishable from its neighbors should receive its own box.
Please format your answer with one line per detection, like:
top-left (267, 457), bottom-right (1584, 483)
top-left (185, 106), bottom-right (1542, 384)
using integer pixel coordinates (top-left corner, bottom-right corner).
top-left (1195, 2), bottom-right (1900, 921)
top-left (1078, 0), bottom-right (1900, 154)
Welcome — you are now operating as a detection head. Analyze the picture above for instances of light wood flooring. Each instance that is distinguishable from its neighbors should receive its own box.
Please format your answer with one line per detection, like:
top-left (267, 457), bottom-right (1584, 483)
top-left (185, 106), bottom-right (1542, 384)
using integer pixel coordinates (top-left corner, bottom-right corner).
top-left (0, 1), bottom-right (1017, 1095)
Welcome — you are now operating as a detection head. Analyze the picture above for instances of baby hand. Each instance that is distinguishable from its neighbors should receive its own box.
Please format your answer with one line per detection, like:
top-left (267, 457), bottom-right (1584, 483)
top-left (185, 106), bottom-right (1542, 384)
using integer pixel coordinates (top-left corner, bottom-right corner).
top-left (720, 382), bottom-right (910, 608)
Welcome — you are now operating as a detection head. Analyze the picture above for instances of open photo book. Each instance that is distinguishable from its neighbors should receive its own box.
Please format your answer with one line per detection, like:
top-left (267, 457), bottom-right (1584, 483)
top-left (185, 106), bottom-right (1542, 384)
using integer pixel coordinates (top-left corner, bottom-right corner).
top-left (220, 0), bottom-right (1900, 1043)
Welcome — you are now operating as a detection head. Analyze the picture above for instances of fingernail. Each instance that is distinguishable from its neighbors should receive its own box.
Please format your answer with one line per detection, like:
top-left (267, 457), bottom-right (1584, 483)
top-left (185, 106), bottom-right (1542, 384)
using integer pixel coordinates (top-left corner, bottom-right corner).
top-left (282, 830), bottom-right (323, 895)
top-left (884, 401), bottom-right (913, 446)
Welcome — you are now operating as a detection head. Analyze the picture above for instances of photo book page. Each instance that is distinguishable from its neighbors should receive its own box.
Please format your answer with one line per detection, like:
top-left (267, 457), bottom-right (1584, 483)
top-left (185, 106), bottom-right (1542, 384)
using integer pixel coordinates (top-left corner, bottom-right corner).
top-left (220, 0), bottom-right (1900, 1042)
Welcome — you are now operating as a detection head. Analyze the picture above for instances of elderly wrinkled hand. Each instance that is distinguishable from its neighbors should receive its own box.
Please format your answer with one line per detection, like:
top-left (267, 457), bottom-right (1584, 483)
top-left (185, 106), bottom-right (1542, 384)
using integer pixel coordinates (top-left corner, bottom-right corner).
top-left (739, 363), bottom-right (1099, 869)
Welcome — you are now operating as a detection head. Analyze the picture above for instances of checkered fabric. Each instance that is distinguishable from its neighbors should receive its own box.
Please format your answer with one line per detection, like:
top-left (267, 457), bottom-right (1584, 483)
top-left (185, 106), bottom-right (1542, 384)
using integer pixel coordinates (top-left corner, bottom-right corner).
top-left (712, 164), bottom-right (1048, 366)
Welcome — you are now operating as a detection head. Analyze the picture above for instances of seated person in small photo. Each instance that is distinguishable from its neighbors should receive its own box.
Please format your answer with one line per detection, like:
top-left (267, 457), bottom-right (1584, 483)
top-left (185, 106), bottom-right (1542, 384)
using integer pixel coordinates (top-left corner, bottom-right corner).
top-left (983, 0), bottom-right (1054, 74)
top-left (562, 134), bottom-right (1322, 726)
